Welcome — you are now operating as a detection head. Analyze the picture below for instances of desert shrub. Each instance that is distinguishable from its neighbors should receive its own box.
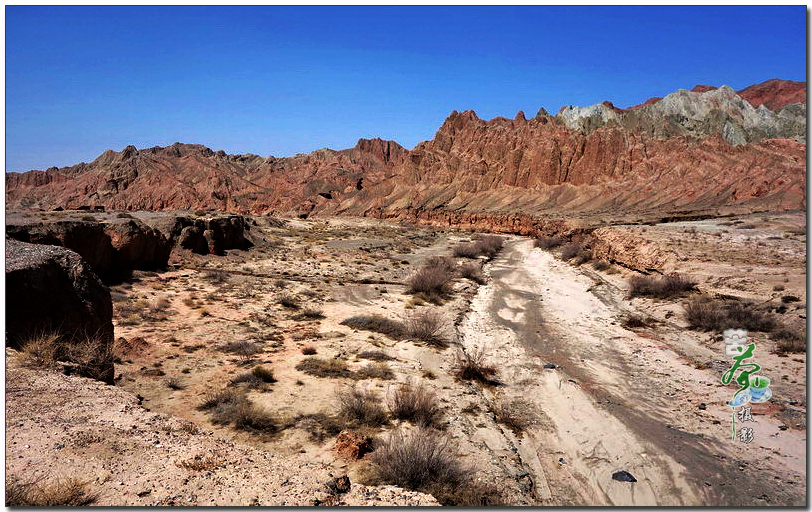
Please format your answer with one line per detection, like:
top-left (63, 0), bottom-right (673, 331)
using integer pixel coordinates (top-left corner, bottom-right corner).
top-left (738, 224), bottom-right (757, 229)
top-left (622, 315), bottom-right (651, 329)
top-left (356, 362), bottom-right (395, 380)
top-left (295, 357), bottom-right (354, 379)
top-left (202, 269), bottom-right (229, 284)
top-left (628, 273), bottom-right (696, 299)
top-left (165, 377), bottom-right (185, 390)
top-left (772, 328), bottom-right (807, 354)
top-left (6, 476), bottom-right (99, 507)
top-left (592, 260), bottom-right (611, 271)
top-left (200, 388), bottom-right (278, 432)
top-left (252, 365), bottom-right (276, 383)
top-left (370, 427), bottom-right (468, 496)
top-left (559, 242), bottom-right (584, 261)
top-left (488, 400), bottom-right (531, 436)
top-left (217, 340), bottom-right (262, 361)
top-left (229, 372), bottom-right (265, 389)
top-left (340, 315), bottom-right (404, 338)
top-left (177, 456), bottom-right (219, 472)
top-left (278, 293), bottom-right (300, 309)
top-left (21, 331), bottom-right (116, 382)
top-left (116, 212), bottom-right (134, 219)
top-left (18, 331), bottom-right (63, 368)
top-left (781, 295), bottom-right (800, 303)
top-left (388, 382), bottom-right (442, 428)
top-left (423, 256), bottom-right (457, 273)
top-left (684, 297), bottom-right (777, 332)
top-left (773, 285), bottom-right (786, 292)
top-left (534, 236), bottom-right (562, 249)
top-left (452, 243), bottom-right (481, 259)
top-left (199, 387), bottom-right (243, 411)
top-left (301, 307), bottom-right (325, 319)
top-left (295, 412), bottom-right (346, 443)
top-left (458, 262), bottom-right (485, 284)
top-left (80, 215), bottom-right (97, 222)
top-left (476, 236), bottom-right (504, 259)
top-left (407, 266), bottom-right (453, 302)
top-left (357, 350), bottom-right (395, 361)
top-left (403, 309), bottom-right (449, 348)
top-left (194, 210), bottom-right (207, 217)
top-left (301, 345), bottom-right (317, 355)
top-left (337, 385), bottom-right (388, 427)
top-left (454, 347), bottom-right (498, 386)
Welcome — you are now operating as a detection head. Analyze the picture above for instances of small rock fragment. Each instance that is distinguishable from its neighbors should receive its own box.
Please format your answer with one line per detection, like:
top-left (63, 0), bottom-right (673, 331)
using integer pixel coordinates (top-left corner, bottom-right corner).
top-left (612, 470), bottom-right (637, 483)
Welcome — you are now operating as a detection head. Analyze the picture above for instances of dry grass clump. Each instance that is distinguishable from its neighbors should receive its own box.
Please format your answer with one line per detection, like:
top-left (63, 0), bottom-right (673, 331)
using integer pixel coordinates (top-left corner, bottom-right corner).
top-left (355, 362), bottom-right (395, 380)
top-left (684, 297), bottom-right (777, 332)
top-left (217, 340), bottom-right (262, 361)
top-left (198, 388), bottom-right (278, 432)
top-left (423, 256), bottom-right (457, 273)
top-left (407, 266), bottom-right (453, 303)
top-left (177, 456), bottom-right (220, 472)
top-left (202, 269), bottom-right (229, 284)
top-left (295, 357), bottom-right (355, 379)
top-left (340, 315), bottom-right (404, 338)
top-left (337, 385), bottom-right (388, 427)
top-left (781, 295), bottom-right (801, 303)
top-left (278, 293), bottom-right (300, 309)
top-left (771, 328), bottom-right (807, 354)
top-left (301, 345), bottom-right (317, 355)
top-left (366, 428), bottom-right (502, 506)
top-left (388, 382), bottom-right (443, 428)
top-left (454, 347), bottom-right (498, 386)
top-left (165, 377), bottom-right (185, 390)
top-left (488, 400), bottom-right (531, 436)
top-left (6, 476), bottom-right (99, 506)
top-left (452, 236), bottom-right (504, 259)
top-left (403, 309), bottom-right (449, 348)
top-left (251, 365), bottom-right (276, 383)
top-left (457, 262), bottom-right (486, 284)
top-left (534, 235), bottom-right (562, 249)
top-left (622, 315), bottom-right (652, 329)
top-left (357, 350), bottom-right (396, 361)
top-left (300, 307), bottom-right (325, 319)
top-left (559, 242), bottom-right (584, 261)
top-left (628, 273), bottom-right (696, 299)
top-left (19, 331), bottom-right (115, 382)
top-left (592, 259), bottom-right (612, 271)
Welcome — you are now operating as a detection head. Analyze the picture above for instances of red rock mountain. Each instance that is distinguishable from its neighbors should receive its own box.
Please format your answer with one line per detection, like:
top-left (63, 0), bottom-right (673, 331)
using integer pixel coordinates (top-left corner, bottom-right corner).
top-left (6, 80), bottom-right (806, 231)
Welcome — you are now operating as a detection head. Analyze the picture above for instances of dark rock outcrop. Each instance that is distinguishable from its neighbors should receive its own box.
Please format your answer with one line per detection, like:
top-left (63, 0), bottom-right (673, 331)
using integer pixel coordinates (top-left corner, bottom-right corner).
top-left (5, 239), bottom-right (115, 383)
top-left (5, 217), bottom-right (172, 282)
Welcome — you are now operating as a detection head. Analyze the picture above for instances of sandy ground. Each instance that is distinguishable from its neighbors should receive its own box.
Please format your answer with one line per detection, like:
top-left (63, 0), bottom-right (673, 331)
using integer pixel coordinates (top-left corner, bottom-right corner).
top-left (6, 213), bottom-right (806, 506)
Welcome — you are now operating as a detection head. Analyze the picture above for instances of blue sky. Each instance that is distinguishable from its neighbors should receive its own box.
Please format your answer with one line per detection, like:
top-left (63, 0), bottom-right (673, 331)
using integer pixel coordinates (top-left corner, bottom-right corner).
top-left (5, 6), bottom-right (807, 172)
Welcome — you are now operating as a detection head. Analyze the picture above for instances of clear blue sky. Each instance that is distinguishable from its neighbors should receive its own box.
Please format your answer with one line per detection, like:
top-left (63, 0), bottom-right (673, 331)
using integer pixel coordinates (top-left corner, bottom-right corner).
top-left (5, 5), bottom-right (807, 172)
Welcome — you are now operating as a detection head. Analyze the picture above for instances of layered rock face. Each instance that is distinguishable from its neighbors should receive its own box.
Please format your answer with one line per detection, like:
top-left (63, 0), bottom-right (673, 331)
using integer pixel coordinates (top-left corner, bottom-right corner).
top-left (6, 80), bottom-right (806, 230)
top-left (5, 239), bottom-right (115, 383)
top-left (6, 217), bottom-right (173, 282)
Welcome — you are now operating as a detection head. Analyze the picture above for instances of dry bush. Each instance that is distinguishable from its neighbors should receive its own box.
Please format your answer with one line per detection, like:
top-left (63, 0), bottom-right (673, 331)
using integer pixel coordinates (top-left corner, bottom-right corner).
top-left (18, 331), bottom-right (63, 368)
top-left (684, 297), bottom-right (777, 332)
top-left (458, 262), bottom-right (485, 284)
top-left (278, 293), bottom-right (300, 309)
top-left (301, 345), bottom-right (317, 355)
top-left (388, 382), bottom-right (443, 428)
top-left (370, 428), bottom-right (469, 497)
top-left (230, 372), bottom-right (265, 389)
top-left (199, 387), bottom-right (243, 411)
top-left (301, 307), bottom-right (325, 319)
top-left (356, 362), bottom-right (395, 380)
top-left (337, 385), bottom-right (388, 427)
top-left (534, 236), bottom-right (562, 249)
top-left (19, 331), bottom-right (115, 382)
top-left (559, 242), bottom-right (584, 261)
top-left (407, 266), bottom-right (453, 302)
top-left (403, 309), bottom-right (449, 348)
top-left (295, 413), bottom-right (346, 443)
top-left (628, 273), bottom-right (696, 299)
top-left (200, 388), bottom-right (278, 432)
top-left (452, 243), bottom-right (481, 259)
top-left (773, 284), bottom-right (786, 291)
top-left (357, 350), bottom-right (395, 361)
top-left (202, 269), bottom-right (229, 284)
top-left (423, 256), bottom-right (457, 273)
top-left (475, 236), bottom-right (504, 259)
top-left (252, 365), bottom-right (276, 383)
top-left (217, 340), bottom-right (262, 360)
top-left (454, 347), bottom-right (498, 386)
top-left (781, 295), bottom-right (801, 303)
top-left (295, 357), bottom-right (355, 379)
top-left (592, 259), bottom-right (611, 271)
top-left (165, 377), bottom-right (185, 390)
top-left (488, 400), bottom-right (531, 436)
top-left (622, 315), bottom-right (652, 329)
top-left (6, 476), bottom-right (99, 506)
top-left (772, 328), bottom-right (807, 354)
top-left (340, 315), bottom-right (404, 338)
top-left (177, 456), bottom-right (219, 472)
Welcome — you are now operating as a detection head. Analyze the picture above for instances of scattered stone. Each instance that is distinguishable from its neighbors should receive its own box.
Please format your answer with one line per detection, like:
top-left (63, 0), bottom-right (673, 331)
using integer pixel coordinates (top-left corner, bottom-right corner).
top-left (333, 430), bottom-right (373, 461)
top-left (325, 475), bottom-right (351, 494)
top-left (612, 471), bottom-right (637, 483)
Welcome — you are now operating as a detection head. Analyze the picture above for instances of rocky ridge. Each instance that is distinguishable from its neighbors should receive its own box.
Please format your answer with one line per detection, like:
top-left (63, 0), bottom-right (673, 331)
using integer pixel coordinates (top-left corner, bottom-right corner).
top-left (6, 79), bottom-right (806, 229)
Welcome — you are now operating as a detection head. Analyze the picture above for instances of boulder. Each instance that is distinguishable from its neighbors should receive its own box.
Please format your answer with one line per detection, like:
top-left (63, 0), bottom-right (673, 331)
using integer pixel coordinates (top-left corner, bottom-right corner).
top-left (5, 239), bottom-right (114, 383)
top-left (333, 430), bottom-right (373, 460)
